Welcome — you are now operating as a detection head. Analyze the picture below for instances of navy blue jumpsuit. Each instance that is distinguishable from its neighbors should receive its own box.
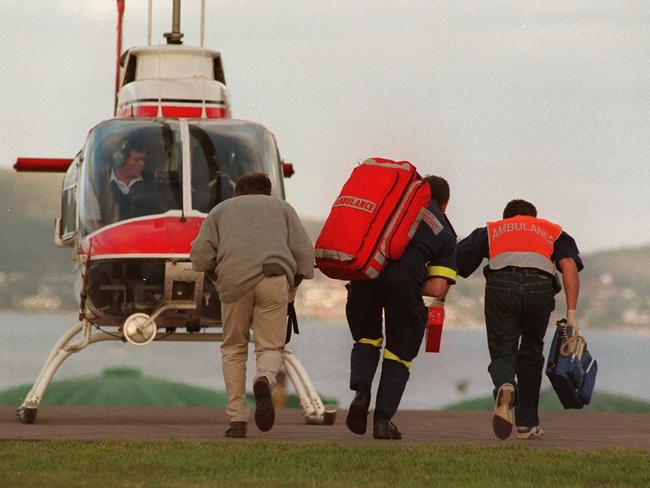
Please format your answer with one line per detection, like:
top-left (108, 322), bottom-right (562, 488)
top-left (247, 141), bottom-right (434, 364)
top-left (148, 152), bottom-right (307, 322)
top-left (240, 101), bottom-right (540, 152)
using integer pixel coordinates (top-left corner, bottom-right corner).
top-left (346, 201), bottom-right (457, 422)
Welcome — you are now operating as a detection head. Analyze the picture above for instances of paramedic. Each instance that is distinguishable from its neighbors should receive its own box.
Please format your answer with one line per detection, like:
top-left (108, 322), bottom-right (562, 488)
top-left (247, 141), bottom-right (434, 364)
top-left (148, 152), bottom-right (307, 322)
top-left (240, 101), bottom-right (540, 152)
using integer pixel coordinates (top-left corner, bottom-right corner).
top-left (190, 172), bottom-right (314, 438)
top-left (345, 175), bottom-right (457, 440)
top-left (457, 199), bottom-right (582, 440)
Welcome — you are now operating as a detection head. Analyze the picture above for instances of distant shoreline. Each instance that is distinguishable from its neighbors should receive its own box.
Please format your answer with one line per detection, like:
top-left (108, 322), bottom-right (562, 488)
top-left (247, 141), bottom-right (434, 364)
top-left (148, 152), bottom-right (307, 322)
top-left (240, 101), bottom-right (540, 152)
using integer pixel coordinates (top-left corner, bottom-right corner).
top-left (0, 308), bottom-right (647, 335)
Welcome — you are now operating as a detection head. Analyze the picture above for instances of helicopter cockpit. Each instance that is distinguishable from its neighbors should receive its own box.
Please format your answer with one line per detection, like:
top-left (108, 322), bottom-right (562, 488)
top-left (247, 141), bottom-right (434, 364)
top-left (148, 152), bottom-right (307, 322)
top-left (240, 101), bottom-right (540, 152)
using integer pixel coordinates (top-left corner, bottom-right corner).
top-left (77, 119), bottom-right (284, 236)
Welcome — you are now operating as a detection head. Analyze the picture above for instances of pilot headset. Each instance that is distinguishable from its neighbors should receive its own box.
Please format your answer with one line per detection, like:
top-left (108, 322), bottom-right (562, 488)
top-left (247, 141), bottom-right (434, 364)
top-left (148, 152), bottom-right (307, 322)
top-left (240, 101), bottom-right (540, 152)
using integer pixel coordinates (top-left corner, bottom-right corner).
top-left (112, 140), bottom-right (130, 168)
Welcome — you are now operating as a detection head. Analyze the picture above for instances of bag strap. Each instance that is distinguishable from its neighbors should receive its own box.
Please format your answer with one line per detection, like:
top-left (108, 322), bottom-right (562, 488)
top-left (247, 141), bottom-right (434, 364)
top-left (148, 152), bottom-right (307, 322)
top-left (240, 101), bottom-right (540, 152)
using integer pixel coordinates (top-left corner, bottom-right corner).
top-left (285, 302), bottom-right (299, 344)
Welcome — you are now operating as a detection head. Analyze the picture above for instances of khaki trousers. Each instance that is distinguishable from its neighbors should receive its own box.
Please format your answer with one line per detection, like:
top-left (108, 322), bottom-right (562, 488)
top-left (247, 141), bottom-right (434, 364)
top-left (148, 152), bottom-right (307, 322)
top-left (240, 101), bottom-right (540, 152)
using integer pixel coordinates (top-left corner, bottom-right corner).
top-left (220, 275), bottom-right (289, 422)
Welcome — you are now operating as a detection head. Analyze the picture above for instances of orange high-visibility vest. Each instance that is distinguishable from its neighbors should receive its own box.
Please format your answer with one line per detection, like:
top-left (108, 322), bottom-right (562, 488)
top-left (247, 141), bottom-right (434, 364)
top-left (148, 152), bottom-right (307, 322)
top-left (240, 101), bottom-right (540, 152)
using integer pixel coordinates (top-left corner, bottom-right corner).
top-left (486, 216), bottom-right (562, 274)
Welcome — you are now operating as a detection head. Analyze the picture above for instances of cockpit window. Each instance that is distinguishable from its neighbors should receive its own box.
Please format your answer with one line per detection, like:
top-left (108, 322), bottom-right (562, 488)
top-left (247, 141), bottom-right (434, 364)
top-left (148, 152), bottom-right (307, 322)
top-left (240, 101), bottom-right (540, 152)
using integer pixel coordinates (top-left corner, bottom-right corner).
top-left (79, 120), bottom-right (183, 235)
top-left (189, 121), bottom-right (283, 212)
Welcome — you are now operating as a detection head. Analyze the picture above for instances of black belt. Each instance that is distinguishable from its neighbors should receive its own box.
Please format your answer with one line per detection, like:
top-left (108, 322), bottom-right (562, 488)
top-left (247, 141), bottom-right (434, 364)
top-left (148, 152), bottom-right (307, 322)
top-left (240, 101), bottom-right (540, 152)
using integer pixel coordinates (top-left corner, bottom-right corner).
top-left (490, 266), bottom-right (552, 279)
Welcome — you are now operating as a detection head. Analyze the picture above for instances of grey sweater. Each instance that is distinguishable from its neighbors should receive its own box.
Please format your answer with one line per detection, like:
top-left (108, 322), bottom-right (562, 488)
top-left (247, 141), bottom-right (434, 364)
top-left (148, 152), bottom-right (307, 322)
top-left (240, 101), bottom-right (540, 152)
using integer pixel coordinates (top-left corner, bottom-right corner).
top-left (190, 195), bottom-right (315, 303)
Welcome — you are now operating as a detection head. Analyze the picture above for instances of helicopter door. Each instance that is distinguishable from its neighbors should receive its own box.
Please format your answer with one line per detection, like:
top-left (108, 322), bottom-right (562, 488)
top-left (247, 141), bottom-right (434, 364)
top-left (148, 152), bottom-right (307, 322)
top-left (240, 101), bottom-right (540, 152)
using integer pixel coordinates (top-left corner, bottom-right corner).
top-left (55, 153), bottom-right (80, 247)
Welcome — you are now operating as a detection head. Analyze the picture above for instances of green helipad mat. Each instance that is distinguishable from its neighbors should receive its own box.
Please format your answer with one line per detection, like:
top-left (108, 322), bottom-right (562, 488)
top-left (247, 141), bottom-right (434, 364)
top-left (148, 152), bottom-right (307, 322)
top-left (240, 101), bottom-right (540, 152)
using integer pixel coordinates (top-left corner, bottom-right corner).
top-left (0, 367), bottom-right (336, 408)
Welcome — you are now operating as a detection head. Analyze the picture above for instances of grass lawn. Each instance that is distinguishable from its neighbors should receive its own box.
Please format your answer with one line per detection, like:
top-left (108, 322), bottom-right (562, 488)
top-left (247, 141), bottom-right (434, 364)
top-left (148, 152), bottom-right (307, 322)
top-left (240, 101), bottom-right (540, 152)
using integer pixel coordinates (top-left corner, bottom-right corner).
top-left (1, 441), bottom-right (649, 487)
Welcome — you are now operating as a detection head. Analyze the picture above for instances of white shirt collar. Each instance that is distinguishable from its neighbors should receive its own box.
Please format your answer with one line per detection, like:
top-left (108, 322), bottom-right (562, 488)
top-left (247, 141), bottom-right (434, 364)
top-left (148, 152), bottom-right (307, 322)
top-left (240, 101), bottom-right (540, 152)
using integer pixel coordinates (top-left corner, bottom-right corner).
top-left (111, 169), bottom-right (143, 195)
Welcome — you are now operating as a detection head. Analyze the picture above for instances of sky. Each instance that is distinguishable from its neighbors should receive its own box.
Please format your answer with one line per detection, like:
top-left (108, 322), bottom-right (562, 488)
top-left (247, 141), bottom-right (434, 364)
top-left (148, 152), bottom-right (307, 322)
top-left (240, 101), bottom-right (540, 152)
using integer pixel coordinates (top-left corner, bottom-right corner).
top-left (1, 0), bottom-right (648, 253)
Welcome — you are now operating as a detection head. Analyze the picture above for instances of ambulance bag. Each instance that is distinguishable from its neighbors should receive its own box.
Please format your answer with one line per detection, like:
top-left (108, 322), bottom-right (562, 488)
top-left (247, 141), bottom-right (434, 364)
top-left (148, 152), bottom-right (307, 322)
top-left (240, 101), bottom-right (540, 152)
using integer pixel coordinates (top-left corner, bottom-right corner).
top-left (315, 158), bottom-right (431, 280)
top-left (545, 319), bottom-right (598, 409)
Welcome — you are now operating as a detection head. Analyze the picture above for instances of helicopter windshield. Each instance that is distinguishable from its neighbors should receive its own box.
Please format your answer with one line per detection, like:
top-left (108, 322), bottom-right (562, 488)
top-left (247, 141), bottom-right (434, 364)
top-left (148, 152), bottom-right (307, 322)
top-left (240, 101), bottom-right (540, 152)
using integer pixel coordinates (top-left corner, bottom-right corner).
top-left (189, 121), bottom-right (283, 212)
top-left (79, 120), bottom-right (183, 235)
top-left (78, 119), bottom-right (284, 235)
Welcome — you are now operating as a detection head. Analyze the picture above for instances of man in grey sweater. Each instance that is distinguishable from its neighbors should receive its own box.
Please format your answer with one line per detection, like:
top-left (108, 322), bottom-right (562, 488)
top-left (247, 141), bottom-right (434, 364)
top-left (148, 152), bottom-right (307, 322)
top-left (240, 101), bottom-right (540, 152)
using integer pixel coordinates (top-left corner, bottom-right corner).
top-left (190, 172), bottom-right (314, 438)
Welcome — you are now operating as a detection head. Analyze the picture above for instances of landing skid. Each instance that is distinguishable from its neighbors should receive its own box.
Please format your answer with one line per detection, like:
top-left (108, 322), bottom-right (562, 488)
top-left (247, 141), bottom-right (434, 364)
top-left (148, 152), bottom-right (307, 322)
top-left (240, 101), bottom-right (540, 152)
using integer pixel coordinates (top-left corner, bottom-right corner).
top-left (17, 320), bottom-right (336, 426)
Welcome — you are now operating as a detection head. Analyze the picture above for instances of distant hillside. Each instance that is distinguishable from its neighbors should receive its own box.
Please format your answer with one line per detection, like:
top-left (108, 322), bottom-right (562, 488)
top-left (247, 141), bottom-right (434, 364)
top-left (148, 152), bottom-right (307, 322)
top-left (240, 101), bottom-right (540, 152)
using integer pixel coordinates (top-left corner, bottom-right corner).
top-left (576, 246), bottom-right (650, 331)
top-left (1, 168), bottom-right (648, 330)
top-left (0, 170), bottom-right (76, 309)
top-left (583, 246), bottom-right (650, 294)
top-left (0, 170), bottom-right (69, 272)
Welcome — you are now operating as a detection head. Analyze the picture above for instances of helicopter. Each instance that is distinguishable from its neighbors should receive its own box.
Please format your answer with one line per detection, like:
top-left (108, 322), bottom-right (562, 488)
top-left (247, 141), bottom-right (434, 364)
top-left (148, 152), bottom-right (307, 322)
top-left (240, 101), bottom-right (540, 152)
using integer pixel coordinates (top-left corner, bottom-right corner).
top-left (13, 0), bottom-right (335, 426)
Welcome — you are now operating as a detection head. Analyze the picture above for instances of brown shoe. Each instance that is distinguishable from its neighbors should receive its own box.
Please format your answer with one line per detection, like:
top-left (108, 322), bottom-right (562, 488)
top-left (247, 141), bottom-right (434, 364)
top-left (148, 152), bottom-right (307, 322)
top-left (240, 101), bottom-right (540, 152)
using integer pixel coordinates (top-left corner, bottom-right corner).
top-left (254, 377), bottom-right (275, 432)
top-left (225, 421), bottom-right (247, 438)
top-left (492, 383), bottom-right (515, 440)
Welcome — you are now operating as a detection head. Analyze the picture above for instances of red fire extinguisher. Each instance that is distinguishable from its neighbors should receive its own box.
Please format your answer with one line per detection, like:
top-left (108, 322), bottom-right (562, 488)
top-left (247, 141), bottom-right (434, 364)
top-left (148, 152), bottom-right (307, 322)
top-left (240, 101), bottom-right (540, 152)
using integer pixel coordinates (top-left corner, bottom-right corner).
top-left (425, 299), bottom-right (445, 353)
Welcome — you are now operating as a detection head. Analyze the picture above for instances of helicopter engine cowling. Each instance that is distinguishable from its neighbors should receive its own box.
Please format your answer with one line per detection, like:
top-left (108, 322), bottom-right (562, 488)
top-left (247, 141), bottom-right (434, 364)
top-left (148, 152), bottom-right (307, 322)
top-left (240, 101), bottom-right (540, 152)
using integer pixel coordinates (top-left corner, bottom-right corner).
top-left (84, 257), bottom-right (220, 330)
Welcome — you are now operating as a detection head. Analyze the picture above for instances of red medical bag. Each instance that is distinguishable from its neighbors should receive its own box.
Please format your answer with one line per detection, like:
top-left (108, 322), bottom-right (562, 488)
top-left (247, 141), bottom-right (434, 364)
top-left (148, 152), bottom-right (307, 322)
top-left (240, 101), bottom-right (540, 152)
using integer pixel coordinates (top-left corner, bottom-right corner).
top-left (315, 158), bottom-right (430, 280)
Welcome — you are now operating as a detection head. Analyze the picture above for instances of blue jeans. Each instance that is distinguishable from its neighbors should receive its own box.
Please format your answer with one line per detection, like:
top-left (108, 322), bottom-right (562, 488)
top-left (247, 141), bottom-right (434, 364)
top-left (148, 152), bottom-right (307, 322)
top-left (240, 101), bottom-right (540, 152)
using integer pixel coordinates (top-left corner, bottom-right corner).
top-left (484, 267), bottom-right (555, 427)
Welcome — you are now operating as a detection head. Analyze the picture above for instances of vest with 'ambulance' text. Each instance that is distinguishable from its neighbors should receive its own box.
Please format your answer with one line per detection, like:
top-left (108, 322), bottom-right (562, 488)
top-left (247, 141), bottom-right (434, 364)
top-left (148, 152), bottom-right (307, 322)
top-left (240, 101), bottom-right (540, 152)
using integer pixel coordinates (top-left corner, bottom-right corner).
top-left (487, 216), bottom-right (562, 274)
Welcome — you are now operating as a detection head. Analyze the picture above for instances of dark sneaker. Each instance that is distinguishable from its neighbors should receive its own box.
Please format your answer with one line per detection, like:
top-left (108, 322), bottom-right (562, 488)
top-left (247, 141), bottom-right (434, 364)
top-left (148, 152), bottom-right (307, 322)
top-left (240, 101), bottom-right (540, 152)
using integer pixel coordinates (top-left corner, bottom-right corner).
top-left (346, 390), bottom-right (371, 435)
top-left (225, 421), bottom-right (247, 438)
top-left (517, 425), bottom-right (544, 440)
top-left (253, 377), bottom-right (275, 432)
top-left (492, 383), bottom-right (515, 440)
top-left (373, 419), bottom-right (402, 440)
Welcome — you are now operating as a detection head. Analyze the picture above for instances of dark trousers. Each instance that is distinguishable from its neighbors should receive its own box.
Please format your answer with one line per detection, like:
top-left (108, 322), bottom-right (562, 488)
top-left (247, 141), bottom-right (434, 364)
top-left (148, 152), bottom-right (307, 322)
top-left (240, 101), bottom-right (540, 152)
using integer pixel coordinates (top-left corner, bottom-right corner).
top-left (484, 268), bottom-right (555, 427)
top-left (346, 266), bottom-right (427, 421)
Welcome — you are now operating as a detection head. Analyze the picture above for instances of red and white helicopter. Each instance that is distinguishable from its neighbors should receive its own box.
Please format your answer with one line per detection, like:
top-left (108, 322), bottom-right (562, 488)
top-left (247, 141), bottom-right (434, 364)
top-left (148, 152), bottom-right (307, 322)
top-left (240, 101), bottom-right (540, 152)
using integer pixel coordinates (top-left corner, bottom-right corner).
top-left (14, 0), bottom-right (335, 426)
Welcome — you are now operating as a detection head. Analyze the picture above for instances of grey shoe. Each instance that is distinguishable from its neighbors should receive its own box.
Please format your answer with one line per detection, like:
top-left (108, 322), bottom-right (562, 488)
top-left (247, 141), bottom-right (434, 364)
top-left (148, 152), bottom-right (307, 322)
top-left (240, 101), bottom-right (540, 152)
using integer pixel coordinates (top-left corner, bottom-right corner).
top-left (492, 383), bottom-right (515, 440)
top-left (373, 419), bottom-right (402, 440)
top-left (517, 425), bottom-right (544, 440)
top-left (225, 421), bottom-right (247, 438)
top-left (253, 377), bottom-right (275, 432)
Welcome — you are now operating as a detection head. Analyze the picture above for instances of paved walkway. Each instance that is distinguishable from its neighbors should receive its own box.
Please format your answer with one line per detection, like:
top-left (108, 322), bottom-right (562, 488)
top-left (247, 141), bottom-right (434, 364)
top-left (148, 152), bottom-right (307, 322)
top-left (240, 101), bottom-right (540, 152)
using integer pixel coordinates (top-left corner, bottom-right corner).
top-left (1, 407), bottom-right (648, 450)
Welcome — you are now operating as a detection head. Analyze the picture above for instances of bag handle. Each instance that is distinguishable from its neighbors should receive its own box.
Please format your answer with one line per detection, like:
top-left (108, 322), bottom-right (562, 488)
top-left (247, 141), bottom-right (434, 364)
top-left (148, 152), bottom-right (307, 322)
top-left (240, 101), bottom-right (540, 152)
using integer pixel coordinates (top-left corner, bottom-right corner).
top-left (558, 318), bottom-right (586, 358)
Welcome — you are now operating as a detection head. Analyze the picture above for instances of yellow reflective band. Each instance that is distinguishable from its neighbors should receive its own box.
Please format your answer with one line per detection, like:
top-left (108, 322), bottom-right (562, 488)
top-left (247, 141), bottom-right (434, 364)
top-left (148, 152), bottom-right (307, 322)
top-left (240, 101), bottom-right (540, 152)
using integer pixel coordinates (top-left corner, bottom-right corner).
top-left (359, 337), bottom-right (383, 348)
top-left (427, 265), bottom-right (457, 281)
top-left (383, 349), bottom-right (412, 369)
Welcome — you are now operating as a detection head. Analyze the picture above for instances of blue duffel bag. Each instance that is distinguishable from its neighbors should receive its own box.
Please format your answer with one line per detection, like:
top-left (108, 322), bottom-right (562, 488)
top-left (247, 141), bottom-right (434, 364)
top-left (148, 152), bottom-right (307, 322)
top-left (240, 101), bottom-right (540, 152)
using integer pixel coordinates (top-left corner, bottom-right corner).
top-left (545, 319), bottom-right (598, 409)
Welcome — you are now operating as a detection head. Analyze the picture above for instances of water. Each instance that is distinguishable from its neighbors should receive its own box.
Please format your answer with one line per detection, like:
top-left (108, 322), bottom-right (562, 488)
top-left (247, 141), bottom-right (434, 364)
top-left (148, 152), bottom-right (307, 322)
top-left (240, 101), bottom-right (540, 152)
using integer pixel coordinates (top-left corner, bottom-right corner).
top-left (1, 312), bottom-right (649, 409)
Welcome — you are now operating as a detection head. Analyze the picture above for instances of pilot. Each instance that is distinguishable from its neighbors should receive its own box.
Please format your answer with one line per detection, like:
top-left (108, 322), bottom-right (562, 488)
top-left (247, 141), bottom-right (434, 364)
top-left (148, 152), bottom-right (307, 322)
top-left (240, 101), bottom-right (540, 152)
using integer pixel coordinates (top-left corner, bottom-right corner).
top-left (83, 137), bottom-right (153, 230)
top-left (109, 139), bottom-right (154, 219)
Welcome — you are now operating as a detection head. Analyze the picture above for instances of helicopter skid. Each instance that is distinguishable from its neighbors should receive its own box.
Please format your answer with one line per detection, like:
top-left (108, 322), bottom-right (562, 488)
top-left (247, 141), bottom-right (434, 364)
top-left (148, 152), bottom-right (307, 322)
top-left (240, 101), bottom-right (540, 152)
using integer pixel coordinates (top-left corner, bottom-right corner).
top-left (17, 320), bottom-right (335, 426)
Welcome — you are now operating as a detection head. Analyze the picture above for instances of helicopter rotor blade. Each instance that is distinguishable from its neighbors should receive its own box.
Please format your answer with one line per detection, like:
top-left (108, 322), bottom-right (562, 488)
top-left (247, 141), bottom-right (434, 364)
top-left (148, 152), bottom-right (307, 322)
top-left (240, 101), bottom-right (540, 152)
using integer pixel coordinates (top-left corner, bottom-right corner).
top-left (14, 157), bottom-right (73, 173)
